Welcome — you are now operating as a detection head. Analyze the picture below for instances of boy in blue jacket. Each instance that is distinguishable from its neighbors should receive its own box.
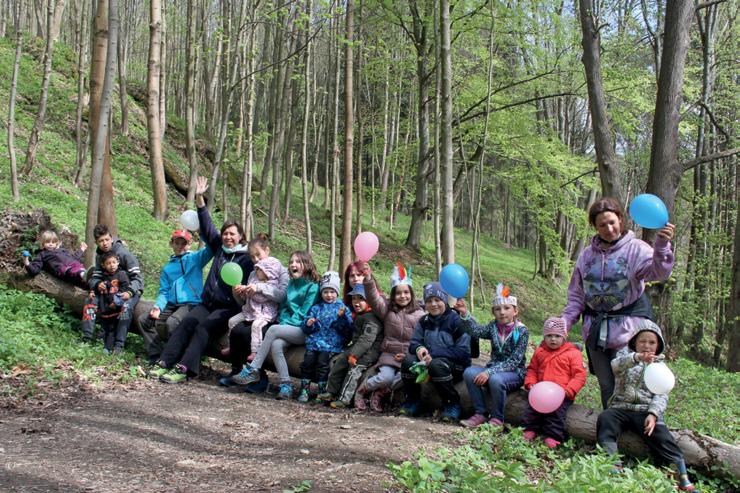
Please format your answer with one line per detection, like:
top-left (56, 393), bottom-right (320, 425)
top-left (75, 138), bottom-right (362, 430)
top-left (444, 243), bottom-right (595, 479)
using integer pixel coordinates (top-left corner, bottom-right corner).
top-left (399, 282), bottom-right (471, 422)
top-left (138, 230), bottom-right (213, 364)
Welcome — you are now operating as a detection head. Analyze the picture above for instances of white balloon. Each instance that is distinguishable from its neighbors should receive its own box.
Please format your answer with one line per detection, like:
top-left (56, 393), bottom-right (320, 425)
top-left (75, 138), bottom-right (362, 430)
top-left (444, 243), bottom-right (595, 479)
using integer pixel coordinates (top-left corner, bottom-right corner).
top-left (180, 210), bottom-right (200, 231)
top-left (644, 362), bottom-right (675, 395)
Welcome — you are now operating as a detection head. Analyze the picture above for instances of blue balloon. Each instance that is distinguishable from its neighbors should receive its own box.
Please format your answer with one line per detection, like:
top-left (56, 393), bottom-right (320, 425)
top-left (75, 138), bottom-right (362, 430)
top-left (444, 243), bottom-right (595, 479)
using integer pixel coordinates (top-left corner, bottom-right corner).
top-left (439, 263), bottom-right (469, 298)
top-left (629, 194), bottom-right (669, 229)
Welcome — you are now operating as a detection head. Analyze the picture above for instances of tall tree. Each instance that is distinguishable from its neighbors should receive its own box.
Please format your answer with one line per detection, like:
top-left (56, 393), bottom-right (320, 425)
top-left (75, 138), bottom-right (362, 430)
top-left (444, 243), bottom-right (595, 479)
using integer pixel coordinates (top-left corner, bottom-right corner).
top-left (7, 0), bottom-right (22, 202)
top-left (439, 0), bottom-right (454, 264)
top-left (73, 0), bottom-right (90, 186)
top-left (340, 0), bottom-right (355, 274)
top-left (24, 0), bottom-right (67, 173)
top-left (147, 0), bottom-right (168, 220)
top-left (300, 0), bottom-right (314, 253)
top-left (185, 0), bottom-right (199, 204)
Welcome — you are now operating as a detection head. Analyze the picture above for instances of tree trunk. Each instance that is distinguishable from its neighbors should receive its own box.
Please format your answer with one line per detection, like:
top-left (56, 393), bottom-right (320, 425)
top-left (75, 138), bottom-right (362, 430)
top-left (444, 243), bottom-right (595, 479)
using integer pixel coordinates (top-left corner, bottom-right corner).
top-left (147, 0), bottom-right (167, 220)
top-left (116, 0), bottom-right (129, 136)
top-left (727, 171), bottom-right (740, 372)
top-left (158, 0), bottom-right (166, 139)
top-left (185, 0), bottom-right (199, 205)
top-left (643, 0), bottom-right (694, 244)
top-left (340, 0), bottom-right (355, 275)
top-left (24, 0), bottom-right (67, 174)
top-left (73, 0), bottom-right (89, 187)
top-left (439, 0), bottom-right (454, 264)
top-left (85, 0), bottom-right (118, 261)
top-left (7, 1), bottom-right (22, 202)
top-left (577, 0), bottom-right (624, 204)
top-left (300, 0), bottom-right (314, 253)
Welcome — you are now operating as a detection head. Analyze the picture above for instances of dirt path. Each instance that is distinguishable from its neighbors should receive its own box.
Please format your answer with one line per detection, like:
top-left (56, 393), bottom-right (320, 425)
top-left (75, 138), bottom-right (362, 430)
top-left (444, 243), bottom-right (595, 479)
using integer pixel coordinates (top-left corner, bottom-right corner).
top-left (0, 376), bottom-right (464, 492)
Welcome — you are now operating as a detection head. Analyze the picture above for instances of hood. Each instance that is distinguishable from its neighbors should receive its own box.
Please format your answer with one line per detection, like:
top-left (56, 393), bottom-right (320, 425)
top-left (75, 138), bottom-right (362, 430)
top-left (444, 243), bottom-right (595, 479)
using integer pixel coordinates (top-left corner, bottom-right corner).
top-left (627, 319), bottom-right (665, 356)
top-left (255, 256), bottom-right (282, 281)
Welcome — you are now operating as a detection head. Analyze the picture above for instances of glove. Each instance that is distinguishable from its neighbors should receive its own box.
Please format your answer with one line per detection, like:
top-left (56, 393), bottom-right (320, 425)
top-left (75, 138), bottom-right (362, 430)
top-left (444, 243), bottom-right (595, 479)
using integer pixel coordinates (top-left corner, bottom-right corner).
top-left (348, 354), bottom-right (358, 366)
top-left (21, 250), bottom-right (31, 257)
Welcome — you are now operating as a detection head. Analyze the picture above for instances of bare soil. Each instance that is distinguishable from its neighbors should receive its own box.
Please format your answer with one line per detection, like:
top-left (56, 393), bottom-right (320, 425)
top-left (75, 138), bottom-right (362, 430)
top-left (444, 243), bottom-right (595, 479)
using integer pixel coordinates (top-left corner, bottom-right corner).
top-left (0, 371), bottom-right (465, 492)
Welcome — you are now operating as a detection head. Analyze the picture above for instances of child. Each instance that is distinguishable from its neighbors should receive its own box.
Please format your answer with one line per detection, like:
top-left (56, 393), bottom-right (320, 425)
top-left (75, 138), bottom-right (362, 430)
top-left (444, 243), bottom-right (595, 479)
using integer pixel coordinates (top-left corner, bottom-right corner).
top-left (22, 230), bottom-right (88, 288)
top-left (520, 317), bottom-right (587, 448)
top-left (355, 262), bottom-right (424, 412)
top-left (226, 256), bottom-right (283, 361)
top-left (318, 284), bottom-right (383, 409)
top-left (399, 282), bottom-right (471, 422)
top-left (87, 252), bottom-right (134, 354)
top-left (456, 284), bottom-right (529, 428)
top-left (228, 251), bottom-right (320, 398)
top-left (297, 271), bottom-right (353, 403)
top-left (597, 320), bottom-right (696, 491)
top-left (137, 230), bottom-right (213, 365)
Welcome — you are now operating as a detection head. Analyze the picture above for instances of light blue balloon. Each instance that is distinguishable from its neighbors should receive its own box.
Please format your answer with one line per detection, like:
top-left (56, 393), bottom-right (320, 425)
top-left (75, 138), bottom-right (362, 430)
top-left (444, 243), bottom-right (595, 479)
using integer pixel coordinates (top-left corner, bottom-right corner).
top-left (629, 194), bottom-right (669, 229)
top-left (439, 263), bottom-right (469, 298)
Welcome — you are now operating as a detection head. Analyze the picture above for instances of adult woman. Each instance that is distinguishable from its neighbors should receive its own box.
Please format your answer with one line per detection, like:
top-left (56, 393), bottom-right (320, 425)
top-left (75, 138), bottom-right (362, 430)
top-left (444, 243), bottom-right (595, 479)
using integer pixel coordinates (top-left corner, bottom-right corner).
top-left (153, 177), bottom-right (254, 383)
top-left (561, 197), bottom-right (675, 408)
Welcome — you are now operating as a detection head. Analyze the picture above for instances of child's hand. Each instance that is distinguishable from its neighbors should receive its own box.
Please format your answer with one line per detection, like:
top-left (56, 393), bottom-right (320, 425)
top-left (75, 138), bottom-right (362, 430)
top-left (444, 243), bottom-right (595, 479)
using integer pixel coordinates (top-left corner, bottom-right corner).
top-left (338, 307), bottom-right (346, 317)
top-left (473, 372), bottom-right (490, 386)
top-left (644, 413), bottom-right (657, 436)
top-left (79, 242), bottom-right (88, 252)
top-left (97, 282), bottom-right (108, 294)
top-left (416, 347), bottom-right (431, 364)
top-left (195, 176), bottom-right (208, 196)
top-left (348, 354), bottom-right (358, 366)
top-left (89, 291), bottom-right (96, 300)
top-left (120, 292), bottom-right (132, 301)
top-left (357, 261), bottom-right (371, 277)
top-left (637, 351), bottom-right (656, 363)
top-left (453, 299), bottom-right (467, 317)
top-left (244, 284), bottom-right (258, 296)
top-left (524, 383), bottom-right (533, 391)
top-left (394, 352), bottom-right (405, 362)
top-left (306, 318), bottom-right (316, 327)
top-left (657, 222), bottom-right (675, 242)
top-left (149, 307), bottom-right (161, 319)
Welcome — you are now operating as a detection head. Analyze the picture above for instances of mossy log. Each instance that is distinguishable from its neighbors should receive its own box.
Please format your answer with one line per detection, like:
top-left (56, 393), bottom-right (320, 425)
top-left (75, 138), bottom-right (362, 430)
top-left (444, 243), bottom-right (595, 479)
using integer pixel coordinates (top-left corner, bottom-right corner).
top-left (8, 273), bottom-right (740, 478)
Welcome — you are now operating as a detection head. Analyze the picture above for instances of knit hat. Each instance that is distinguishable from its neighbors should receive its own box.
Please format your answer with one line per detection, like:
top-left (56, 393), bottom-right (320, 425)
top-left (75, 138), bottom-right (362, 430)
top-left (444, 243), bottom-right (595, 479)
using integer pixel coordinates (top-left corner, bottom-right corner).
top-left (347, 283), bottom-right (366, 300)
top-left (171, 229), bottom-right (192, 242)
top-left (390, 261), bottom-right (412, 289)
top-left (543, 317), bottom-right (567, 338)
top-left (255, 257), bottom-right (282, 281)
top-left (492, 283), bottom-right (517, 307)
top-left (320, 271), bottom-right (341, 294)
top-left (423, 282), bottom-right (448, 304)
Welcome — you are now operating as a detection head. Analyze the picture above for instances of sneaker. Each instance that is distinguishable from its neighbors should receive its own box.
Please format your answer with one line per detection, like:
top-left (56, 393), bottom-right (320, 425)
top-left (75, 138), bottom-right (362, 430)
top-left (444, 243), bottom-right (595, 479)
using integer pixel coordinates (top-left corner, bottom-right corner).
top-left (103, 348), bottom-right (111, 355)
top-left (112, 347), bottom-right (123, 355)
top-left (276, 383), bottom-right (293, 400)
top-left (316, 391), bottom-right (335, 402)
top-left (441, 404), bottom-right (461, 423)
top-left (543, 437), bottom-right (561, 449)
top-left (677, 483), bottom-right (697, 492)
top-left (160, 367), bottom-right (188, 384)
top-left (609, 463), bottom-right (624, 475)
top-left (231, 365), bottom-right (261, 386)
top-left (297, 388), bottom-right (310, 404)
top-left (488, 417), bottom-right (504, 428)
top-left (148, 365), bottom-right (170, 379)
top-left (218, 375), bottom-right (238, 387)
top-left (399, 401), bottom-right (419, 417)
top-left (523, 430), bottom-right (537, 441)
top-left (460, 413), bottom-right (487, 428)
top-left (243, 374), bottom-right (269, 394)
top-left (330, 400), bottom-right (348, 409)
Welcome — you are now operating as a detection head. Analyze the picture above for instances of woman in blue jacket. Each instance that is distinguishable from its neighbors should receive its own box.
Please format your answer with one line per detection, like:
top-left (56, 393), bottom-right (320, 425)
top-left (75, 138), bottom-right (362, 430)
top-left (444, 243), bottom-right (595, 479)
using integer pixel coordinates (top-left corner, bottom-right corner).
top-left (152, 177), bottom-right (253, 383)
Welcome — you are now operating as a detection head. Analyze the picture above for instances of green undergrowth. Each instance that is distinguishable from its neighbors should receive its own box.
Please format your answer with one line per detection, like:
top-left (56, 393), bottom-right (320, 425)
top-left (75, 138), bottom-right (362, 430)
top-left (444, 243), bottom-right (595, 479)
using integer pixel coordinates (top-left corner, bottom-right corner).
top-left (389, 426), bottom-right (738, 492)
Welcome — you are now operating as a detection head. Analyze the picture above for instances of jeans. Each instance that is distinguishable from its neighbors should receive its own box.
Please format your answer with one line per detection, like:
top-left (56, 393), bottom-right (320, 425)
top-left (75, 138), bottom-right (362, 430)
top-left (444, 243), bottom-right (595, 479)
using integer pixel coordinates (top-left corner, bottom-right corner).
top-left (597, 408), bottom-right (684, 466)
top-left (463, 366), bottom-right (523, 420)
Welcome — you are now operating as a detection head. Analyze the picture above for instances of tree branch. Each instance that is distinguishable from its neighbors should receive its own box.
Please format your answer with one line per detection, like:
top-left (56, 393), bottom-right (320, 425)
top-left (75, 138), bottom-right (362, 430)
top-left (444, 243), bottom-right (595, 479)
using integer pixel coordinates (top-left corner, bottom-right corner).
top-left (458, 92), bottom-right (578, 125)
top-left (682, 148), bottom-right (739, 172)
top-left (696, 0), bottom-right (727, 11)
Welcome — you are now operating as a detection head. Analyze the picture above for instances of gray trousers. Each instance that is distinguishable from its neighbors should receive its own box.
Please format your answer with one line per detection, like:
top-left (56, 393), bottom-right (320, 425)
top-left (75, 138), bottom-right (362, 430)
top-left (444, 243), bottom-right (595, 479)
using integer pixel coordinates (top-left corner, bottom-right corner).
top-left (365, 365), bottom-right (402, 391)
top-left (250, 324), bottom-right (305, 383)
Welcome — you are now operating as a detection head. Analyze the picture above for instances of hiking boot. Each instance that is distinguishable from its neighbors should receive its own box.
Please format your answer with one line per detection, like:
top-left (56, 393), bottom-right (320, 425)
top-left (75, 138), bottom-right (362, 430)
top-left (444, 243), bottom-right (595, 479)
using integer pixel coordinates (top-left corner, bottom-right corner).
top-left (369, 388), bottom-right (389, 413)
top-left (523, 430), bottom-right (537, 441)
top-left (297, 388), bottom-right (311, 404)
top-left (232, 365), bottom-right (260, 385)
top-left (330, 400), bottom-right (348, 409)
top-left (148, 364), bottom-right (170, 379)
top-left (487, 417), bottom-right (504, 428)
top-left (460, 413), bottom-right (487, 428)
top-left (399, 401), bottom-right (419, 417)
top-left (243, 373), bottom-right (269, 394)
top-left (160, 366), bottom-right (188, 384)
top-left (354, 391), bottom-right (368, 411)
top-left (543, 437), bottom-right (561, 449)
top-left (218, 375), bottom-right (238, 387)
top-left (275, 383), bottom-right (293, 400)
top-left (440, 404), bottom-right (461, 423)
top-left (316, 391), bottom-right (335, 402)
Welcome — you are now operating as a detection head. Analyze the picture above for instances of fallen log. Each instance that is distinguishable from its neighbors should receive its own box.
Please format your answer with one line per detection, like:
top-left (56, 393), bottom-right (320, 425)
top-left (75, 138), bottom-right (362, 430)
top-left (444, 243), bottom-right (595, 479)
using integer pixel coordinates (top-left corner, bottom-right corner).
top-left (5, 273), bottom-right (739, 478)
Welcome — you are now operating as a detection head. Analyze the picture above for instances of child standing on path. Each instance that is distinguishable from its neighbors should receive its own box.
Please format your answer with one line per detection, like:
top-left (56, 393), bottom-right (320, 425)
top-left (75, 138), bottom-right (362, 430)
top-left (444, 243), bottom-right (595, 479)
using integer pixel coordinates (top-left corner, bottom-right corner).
top-left (22, 230), bottom-right (88, 288)
top-left (456, 284), bottom-right (529, 428)
top-left (597, 320), bottom-right (696, 491)
top-left (318, 284), bottom-right (383, 409)
top-left (399, 282), bottom-right (471, 422)
top-left (520, 317), bottom-right (587, 448)
top-left (297, 271), bottom-right (354, 403)
top-left (226, 256), bottom-right (283, 361)
top-left (355, 262), bottom-right (424, 412)
top-left (87, 252), bottom-right (133, 354)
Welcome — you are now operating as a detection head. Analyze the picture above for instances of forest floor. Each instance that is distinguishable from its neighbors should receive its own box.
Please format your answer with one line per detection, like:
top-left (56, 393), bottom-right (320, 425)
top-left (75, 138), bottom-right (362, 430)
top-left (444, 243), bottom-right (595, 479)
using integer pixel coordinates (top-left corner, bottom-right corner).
top-left (0, 365), bottom-right (463, 493)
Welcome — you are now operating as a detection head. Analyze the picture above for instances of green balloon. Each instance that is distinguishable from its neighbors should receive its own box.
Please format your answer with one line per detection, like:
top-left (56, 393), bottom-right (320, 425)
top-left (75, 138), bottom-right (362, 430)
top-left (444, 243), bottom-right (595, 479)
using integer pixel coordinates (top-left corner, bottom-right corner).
top-left (220, 262), bottom-right (243, 286)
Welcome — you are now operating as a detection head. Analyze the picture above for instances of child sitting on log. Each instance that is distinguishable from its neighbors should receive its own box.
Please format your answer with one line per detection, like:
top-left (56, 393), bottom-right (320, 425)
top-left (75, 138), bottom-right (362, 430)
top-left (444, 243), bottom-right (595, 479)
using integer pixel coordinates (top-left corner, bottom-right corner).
top-left (520, 317), bottom-right (587, 448)
top-left (597, 320), bottom-right (696, 491)
top-left (22, 229), bottom-right (88, 288)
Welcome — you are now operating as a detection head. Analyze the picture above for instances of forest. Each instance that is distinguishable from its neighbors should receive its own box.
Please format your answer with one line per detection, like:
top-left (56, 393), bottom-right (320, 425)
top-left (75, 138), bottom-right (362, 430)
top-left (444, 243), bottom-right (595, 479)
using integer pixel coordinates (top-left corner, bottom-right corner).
top-left (0, 0), bottom-right (738, 491)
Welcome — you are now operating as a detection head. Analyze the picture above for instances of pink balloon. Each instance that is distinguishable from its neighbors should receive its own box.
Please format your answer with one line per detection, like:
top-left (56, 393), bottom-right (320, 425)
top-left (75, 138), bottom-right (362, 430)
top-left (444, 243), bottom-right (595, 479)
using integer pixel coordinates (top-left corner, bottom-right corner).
top-left (354, 232), bottom-right (379, 261)
top-left (528, 381), bottom-right (565, 414)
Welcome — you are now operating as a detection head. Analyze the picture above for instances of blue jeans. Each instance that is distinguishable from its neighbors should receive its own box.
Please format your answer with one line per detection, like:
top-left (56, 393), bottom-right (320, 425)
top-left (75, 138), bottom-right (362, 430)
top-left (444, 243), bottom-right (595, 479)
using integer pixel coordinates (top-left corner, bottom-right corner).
top-left (463, 366), bottom-right (523, 420)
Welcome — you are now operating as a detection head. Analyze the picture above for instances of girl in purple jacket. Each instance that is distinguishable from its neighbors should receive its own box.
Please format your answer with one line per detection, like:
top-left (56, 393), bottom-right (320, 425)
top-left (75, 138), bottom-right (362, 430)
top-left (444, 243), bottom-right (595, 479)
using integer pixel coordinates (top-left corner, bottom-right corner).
top-left (561, 197), bottom-right (675, 408)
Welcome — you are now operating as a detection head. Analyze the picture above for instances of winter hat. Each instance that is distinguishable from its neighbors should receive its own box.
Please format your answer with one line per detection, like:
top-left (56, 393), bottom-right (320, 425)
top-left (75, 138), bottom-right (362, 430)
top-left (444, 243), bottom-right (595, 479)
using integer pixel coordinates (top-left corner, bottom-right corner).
top-left (347, 283), bottom-right (366, 300)
top-left (627, 319), bottom-right (665, 356)
top-left (320, 271), bottom-right (341, 294)
top-left (543, 317), bottom-right (567, 338)
top-left (171, 229), bottom-right (192, 242)
top-left (390, 261), bottom-right (412, 289)
top-left (255, 257), bottom-right (282, 281)
top-left (492, 283), bottom-right (517, 307)
top-left (423, 282), bottom-right (449, 305)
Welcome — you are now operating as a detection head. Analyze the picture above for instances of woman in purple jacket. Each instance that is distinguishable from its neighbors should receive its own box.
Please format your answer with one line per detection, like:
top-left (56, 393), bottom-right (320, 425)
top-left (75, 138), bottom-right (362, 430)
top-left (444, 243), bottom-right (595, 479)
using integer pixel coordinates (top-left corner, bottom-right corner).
top-left (561, 197), bottom-right (675, 409)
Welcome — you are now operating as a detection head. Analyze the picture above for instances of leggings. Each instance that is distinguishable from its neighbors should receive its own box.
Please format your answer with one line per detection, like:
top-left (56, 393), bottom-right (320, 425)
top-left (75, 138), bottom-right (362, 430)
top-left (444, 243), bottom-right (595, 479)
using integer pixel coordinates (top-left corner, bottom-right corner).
top-left (365, 365), bottom-right (402, 391)
top-left (250, 324), bottom-right (305, 383)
